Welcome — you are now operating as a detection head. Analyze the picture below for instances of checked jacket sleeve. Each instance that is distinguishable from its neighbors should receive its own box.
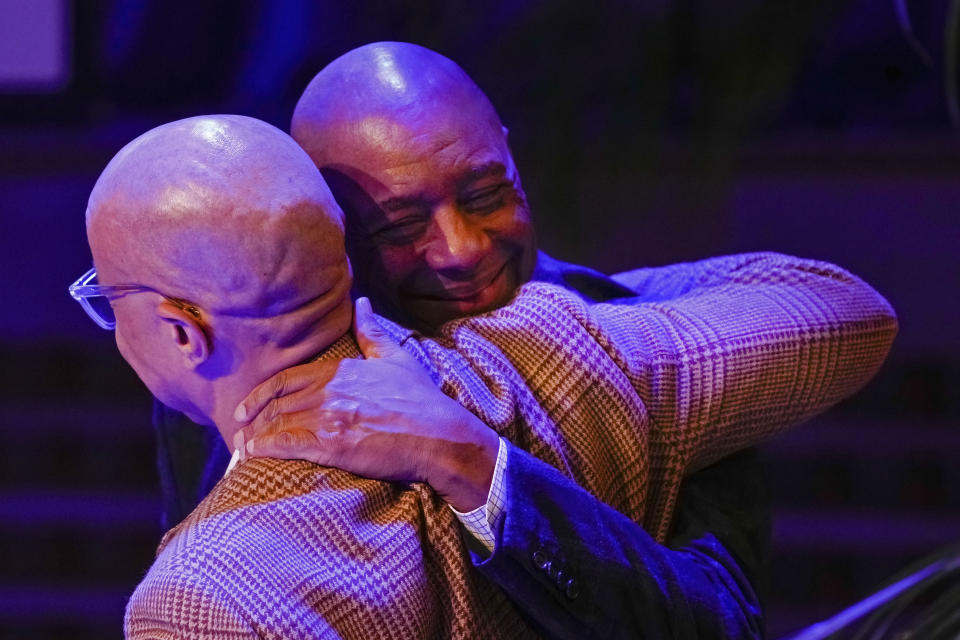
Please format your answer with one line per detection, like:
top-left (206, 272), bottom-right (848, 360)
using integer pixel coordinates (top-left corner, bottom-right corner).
top-left (402, 251), bottom-right (896, 540)
top-left (426, 252), bottom-right (895, 639)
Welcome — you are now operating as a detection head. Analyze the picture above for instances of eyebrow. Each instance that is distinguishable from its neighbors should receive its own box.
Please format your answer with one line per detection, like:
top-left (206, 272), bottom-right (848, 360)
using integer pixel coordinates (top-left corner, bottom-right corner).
top-left (379, 195), bottom-right (426, 212)
top-left (456, 162), bottom-right (507, 191)
top-left (376, 162), bottom-right (509, 212)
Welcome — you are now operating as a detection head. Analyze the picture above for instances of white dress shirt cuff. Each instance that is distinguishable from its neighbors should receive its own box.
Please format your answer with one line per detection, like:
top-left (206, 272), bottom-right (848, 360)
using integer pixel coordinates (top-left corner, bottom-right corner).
top-left (451, 437), bottom-right (508, 554)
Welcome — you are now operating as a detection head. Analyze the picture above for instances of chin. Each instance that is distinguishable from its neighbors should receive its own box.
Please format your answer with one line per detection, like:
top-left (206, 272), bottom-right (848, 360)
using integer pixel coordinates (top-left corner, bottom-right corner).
top-left (415, 282), bottom-right (518, 332)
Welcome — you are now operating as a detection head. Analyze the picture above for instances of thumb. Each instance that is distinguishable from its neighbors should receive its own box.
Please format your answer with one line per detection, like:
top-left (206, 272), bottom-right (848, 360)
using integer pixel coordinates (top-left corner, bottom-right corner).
top-left (353, 297), bottom-right (404, 360)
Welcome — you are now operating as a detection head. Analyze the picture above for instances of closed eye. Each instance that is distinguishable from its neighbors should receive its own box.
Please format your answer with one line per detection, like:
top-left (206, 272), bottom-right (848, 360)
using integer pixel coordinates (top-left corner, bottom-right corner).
top-left (460, 184), bottom-right (507, 214)
top-left (372, 216), bottom-right (429, 245)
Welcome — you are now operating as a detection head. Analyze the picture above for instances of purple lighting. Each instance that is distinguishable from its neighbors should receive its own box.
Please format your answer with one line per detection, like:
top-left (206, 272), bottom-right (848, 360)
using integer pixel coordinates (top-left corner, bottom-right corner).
top-left (0, 0), bottom-right (70, 92)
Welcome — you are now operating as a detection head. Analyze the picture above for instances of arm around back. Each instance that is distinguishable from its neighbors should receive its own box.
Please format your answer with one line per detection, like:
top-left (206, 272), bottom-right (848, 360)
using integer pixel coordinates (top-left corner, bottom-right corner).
top-left (508, 251), bottom-right (898, 537)
top-left (594, 251), bottom-right (898, 471)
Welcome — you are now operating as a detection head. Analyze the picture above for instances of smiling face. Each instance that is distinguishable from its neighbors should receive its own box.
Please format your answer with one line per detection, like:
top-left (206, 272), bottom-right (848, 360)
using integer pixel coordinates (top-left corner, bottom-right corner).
top-left (292, 42), bottom-right (538, 332)
top-left (307, 103), bottom-right (536, 332)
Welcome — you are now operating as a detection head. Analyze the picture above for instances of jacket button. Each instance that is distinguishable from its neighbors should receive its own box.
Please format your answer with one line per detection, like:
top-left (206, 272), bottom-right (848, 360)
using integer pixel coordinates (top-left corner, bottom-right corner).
top-left (555, 568), bottom-right (570, 587)
top-left (532, 549), bottom-right (551, 571)
top-left (564, 577), bottom-right (580, 600)
top-left (547, 561), bottom-right (560, 580)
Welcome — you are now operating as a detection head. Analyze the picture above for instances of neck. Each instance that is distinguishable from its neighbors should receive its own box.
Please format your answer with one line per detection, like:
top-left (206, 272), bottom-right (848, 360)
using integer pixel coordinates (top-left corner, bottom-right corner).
top-left (202, 334), bottom-right (346, 452)
top-left (206, 381), bottom-right (253, 454)
top-left (184, 298), bottom-right (355, 447)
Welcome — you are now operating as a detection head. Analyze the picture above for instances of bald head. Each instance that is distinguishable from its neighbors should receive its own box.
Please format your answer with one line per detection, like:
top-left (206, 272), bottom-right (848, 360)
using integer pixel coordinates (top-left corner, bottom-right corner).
top-left (289, 43), bottom-right (536, 332)
top-left (85, 115), bottom-right (354, 428)
top-left (291, 42), bottom-right (504, 168)
top-left (88, 114), bottom-right (346, 319)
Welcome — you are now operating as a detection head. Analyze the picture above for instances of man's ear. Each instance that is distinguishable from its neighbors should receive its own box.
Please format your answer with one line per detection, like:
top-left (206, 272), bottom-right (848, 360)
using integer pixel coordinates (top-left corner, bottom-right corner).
top-left (156, 300), bottom-right (210, 369)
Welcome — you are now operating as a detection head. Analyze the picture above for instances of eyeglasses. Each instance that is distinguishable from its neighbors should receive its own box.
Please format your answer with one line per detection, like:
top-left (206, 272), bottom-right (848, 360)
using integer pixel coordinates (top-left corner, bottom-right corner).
top-left (68, 267), bottom-right (200, 330)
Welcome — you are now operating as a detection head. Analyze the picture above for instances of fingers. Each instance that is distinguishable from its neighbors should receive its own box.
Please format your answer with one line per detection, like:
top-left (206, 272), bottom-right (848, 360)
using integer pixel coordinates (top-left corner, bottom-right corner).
top-left (246, 427), bottom-right (328, 464)
top-left (353, 297), bottom-right (404, 360)
top-left (234, 359), bottom-right (339, 424)
top-left (234, 407), bottom-right (346, 463)
top-left (235, 401), bottom-right (354, 452)
top-left (233, 429), bottom-right (248, 461)
top-left (244, 394), bottom-right (357, 443)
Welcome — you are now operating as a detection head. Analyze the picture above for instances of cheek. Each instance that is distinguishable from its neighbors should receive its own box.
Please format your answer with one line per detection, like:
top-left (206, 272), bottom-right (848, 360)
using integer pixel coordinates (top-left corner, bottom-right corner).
top-left (507, 209), bottom-right (534, 243)
top-left (115, 322), bottom-right (153, 389)
top-left (114, 315), bottom-right (166, 394)
top-left (359, 243), bottom-right (420, 292)
top-left (114, 314), bottom-right (142, 369)
top-left (493, 206), bottom-right (536, 284)
top-left (492, 206), bottom-right (535, 254)
top-left (114, 325), bottom-right (134, 368)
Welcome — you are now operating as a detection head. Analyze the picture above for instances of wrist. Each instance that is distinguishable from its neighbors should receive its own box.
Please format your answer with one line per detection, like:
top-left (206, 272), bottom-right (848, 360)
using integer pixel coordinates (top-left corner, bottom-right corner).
top-left (429, 415), bottom-right (499, 512)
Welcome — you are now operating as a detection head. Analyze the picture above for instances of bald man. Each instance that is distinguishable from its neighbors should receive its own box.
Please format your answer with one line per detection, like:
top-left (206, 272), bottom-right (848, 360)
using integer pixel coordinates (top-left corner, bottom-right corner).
top-left (80, 115), bottom-right (535, 637)
top-left (139, 43), bottom-right (896, 636)
top-left (233, 42), bottom-right (893, 637)
top-left (74, 114), bottom-right (895, 639)
top-left (144, 44), bottom-right (899, 638)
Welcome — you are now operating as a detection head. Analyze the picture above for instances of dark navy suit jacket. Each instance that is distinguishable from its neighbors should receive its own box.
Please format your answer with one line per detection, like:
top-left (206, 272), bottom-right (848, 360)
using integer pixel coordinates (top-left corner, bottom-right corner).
top-left (477, 440), bottom-right (766, 640)
top-left (154, 251), bottom-right (769, 639)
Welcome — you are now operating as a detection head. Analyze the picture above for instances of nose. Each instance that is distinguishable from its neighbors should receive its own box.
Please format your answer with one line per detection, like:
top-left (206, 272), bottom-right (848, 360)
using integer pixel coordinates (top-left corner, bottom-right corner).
top-left (423, 206), bottom-right (491, 274)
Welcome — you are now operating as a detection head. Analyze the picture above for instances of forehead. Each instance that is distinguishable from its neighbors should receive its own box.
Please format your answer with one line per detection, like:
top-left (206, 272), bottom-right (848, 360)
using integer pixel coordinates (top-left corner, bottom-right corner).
top-left (335, 107), bottom-right (510, 190)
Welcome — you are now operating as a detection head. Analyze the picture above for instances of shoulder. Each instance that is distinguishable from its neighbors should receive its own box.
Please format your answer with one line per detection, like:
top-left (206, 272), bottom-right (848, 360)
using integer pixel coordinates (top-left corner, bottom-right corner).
top-left (159, 457), bottom-right (415, 555)
top-left (125, 533), bottom-right (254, 638)
top-left (128, 458), bottom-right (438, 637)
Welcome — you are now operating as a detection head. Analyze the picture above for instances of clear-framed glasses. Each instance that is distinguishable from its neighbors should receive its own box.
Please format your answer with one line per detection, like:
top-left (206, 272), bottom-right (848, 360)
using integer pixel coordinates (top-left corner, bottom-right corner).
top-left (68, 267), bottom-right (199, 330)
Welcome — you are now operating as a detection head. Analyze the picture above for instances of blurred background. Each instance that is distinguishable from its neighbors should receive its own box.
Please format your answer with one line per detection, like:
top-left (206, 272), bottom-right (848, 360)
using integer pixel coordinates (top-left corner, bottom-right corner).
top-left (1, 0), bottom-right (958, 637)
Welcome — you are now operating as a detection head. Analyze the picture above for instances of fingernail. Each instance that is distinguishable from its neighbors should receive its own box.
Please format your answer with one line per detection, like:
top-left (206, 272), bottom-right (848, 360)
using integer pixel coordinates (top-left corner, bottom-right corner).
top-left (357, 297), bottom-right (371, 316)
top-left (232, 430), bottom-right (246, 461)
top-left (234, 404), bottom-right (247, 422)
top-left (246, 438), bottom-right (256, 456)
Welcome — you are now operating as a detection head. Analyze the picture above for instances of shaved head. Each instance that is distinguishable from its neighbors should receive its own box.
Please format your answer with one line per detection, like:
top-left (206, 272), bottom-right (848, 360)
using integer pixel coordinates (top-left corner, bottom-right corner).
top-left (291, 43), bottom-right (536, 331)
top-left (291, 42), bottom-right (503, 167)
top-left (86, 115), bottom-right (354, 428)
top-left (88, 114), bottom-right (346, 319)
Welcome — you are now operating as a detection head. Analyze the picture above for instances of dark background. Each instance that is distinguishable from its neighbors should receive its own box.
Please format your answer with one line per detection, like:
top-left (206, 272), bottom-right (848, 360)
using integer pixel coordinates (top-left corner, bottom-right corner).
top-left (1, 1), bottom-right (958, 637)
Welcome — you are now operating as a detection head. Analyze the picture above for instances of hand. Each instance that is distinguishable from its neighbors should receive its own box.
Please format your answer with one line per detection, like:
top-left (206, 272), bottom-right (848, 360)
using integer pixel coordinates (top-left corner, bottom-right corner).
top-left (233, 297), bottom-right (500, 511)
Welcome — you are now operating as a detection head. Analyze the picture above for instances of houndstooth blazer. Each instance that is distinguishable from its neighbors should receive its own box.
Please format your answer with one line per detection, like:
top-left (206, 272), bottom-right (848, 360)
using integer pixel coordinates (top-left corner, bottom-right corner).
top-left (125, 252), bottom-right (897, 639)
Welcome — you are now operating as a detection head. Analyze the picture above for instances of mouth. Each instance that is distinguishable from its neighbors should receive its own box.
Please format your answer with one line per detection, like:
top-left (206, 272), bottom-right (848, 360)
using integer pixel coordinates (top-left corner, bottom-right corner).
top-left (399, 258), bottom-right (520, 330)
top-left (418, 261), bottom-right (511, 303)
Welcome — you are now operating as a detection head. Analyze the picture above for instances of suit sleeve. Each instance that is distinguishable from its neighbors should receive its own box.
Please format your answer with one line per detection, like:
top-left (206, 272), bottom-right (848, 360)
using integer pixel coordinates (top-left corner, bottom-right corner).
top-left (432, 251), bottom-right (896, 539)
top-left (587, 252), bottom-right (898, 475)
top-left (459, 252), bottom-right (894, 639)
top-left (403, 251), bottom-right (894, 638)
top-left (474, 440), bottom-right (764, 640)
